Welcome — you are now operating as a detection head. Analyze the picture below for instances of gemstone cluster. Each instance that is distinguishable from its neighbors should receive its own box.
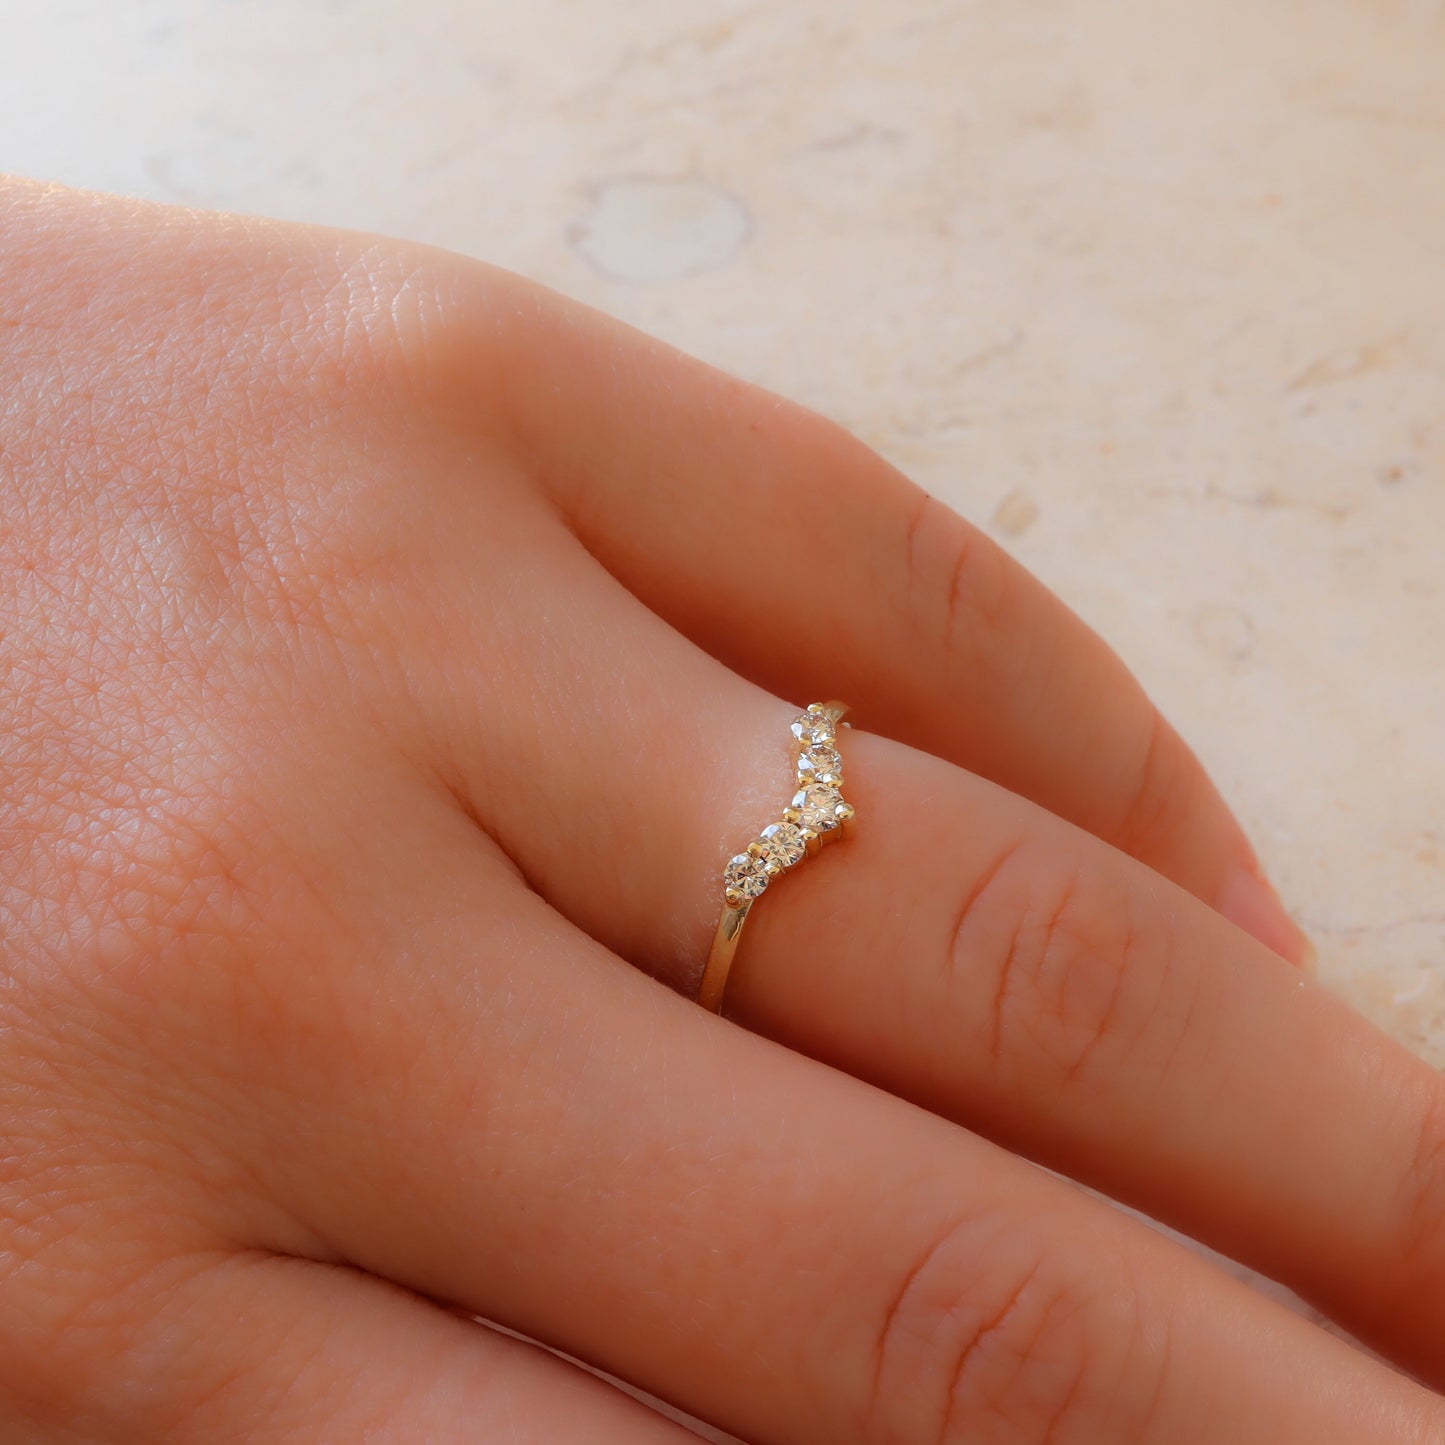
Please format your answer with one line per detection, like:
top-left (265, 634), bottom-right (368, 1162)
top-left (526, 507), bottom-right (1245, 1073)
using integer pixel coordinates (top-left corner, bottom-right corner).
top-left (721, 704), bottom-right (856, 909)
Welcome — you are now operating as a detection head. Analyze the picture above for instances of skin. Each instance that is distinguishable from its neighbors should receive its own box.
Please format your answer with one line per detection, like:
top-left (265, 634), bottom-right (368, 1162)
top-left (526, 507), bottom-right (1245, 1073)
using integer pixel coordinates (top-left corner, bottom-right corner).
top-left (0, 174), bottom-right (1443, 1443)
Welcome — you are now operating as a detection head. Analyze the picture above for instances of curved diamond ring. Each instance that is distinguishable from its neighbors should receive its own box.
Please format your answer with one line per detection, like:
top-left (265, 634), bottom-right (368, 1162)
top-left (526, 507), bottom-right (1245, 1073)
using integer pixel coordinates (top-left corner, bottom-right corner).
top-left (697, 701), bottom-right (857, 1014)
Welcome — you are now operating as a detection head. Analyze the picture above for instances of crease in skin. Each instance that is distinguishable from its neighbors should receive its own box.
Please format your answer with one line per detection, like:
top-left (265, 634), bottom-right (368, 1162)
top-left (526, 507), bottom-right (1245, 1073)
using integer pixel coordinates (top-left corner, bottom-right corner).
top-left (943, 837), bottom-right (1029, 1011)
top-left (869, 1209), bottom-right (966, 1414)
top-left (1055, 893), bottom-right (1132, 1092)
top-left (979, 865), bottom-right (1095, 1082)
top-left (936, 1258), bottom-right (1048, 1445)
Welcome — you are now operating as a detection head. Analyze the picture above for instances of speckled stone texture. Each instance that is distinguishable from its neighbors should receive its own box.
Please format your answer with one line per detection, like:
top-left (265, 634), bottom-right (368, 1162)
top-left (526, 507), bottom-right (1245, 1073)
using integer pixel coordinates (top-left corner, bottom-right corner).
top-left (3, 2), bottom-right (1441, 1431)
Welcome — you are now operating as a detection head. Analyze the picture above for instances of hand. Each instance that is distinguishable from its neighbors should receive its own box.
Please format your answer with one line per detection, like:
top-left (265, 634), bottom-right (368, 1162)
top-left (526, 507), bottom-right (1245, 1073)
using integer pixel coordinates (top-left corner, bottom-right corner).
top-left (1, 176), bottom-right (1441, 1443)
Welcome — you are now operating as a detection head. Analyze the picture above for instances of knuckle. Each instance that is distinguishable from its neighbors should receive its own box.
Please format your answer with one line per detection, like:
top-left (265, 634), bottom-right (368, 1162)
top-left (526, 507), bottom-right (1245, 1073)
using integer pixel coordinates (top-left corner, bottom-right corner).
top-left (870, 1208), bottom-right (1153, 1443)
top-left (297, 239), bottom-right (464, 410)
top-left (1112, 709), bottom-right (1195, 858)
top-left (901, 489), bottom-right (1020, 684)
top-left (949, 841), bottom-right (1169, 1092)
top-left (1, 195), bottom-right (448, 637)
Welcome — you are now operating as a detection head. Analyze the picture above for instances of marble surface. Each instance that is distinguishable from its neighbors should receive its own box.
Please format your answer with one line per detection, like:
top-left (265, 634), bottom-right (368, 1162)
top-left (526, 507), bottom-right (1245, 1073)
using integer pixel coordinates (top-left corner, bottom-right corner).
top-left (3, 1), bottom-right (1442, 1427)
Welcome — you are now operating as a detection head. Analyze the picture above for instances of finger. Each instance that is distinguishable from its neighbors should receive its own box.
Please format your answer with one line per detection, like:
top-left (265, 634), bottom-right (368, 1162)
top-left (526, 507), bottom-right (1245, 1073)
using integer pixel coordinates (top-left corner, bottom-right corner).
top-left (400, 488), bottom-right (1445, 1384)
top-left (13, 1240), bottom-right (706, 1443)
top-left (724, 726), bottom-right (1445, 1389)
top-left (442, 266), bottom-right (1308, 965)
top-left (210, 823), bottom-right (1442, 1445)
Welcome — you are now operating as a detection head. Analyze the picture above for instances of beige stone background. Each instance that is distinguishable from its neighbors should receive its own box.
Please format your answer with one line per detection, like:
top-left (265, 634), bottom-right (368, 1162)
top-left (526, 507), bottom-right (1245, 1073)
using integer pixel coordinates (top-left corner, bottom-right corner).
top-left (3, 0), bottom-right (1442, 1432)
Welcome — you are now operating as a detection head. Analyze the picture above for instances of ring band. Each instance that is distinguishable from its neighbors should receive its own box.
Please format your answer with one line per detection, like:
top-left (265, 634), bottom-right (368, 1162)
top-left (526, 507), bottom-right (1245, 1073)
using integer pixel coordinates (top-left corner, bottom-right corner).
top-left (697, 701), bottom-right (856, 1014)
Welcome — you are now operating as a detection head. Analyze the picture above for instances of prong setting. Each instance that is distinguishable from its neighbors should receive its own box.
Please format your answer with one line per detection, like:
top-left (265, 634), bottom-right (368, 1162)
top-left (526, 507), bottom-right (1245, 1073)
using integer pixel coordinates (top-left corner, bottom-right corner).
top-left (717, 702), bottom-right (856, 910)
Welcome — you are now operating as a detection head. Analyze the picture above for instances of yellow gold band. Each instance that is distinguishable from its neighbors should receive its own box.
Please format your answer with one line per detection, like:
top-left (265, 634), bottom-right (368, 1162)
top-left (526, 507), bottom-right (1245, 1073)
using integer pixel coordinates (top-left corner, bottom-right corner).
top-left (698, 700), bottom-right (856, 1015)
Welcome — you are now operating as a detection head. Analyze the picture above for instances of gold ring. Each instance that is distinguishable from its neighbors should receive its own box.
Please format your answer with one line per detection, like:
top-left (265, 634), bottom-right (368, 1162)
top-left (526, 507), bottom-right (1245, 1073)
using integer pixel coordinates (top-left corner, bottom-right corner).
top-left (697, 701), bottom-right (857, 1014)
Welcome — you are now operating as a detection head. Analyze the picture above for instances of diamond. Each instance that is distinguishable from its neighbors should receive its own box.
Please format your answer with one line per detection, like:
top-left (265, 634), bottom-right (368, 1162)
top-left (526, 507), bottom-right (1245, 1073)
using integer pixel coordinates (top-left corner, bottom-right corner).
top-left (790, 708), bottom-right (837, 746)
top-left (798, 744), bottom-right (843, 783)
top-left (792, 783), bottom-right (846, 833)
top-left (723, 852), bottom-right (768, 901)
top-left (756, 820), bottom-right (806, 870)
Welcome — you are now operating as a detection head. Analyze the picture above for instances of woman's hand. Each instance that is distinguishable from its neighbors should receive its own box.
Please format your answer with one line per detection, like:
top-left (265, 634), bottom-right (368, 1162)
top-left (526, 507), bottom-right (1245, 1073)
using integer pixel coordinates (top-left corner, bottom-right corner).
top-left (1, 176), bottom-right (1441, 1443)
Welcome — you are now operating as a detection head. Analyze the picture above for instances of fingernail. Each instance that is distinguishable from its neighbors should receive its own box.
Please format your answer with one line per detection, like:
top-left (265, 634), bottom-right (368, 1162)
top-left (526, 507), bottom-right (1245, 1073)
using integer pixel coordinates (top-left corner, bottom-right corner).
top-left (1295, 933), bottom-right (1319, 976)
top-left (1217, 863), bottom-right (1315, 970)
